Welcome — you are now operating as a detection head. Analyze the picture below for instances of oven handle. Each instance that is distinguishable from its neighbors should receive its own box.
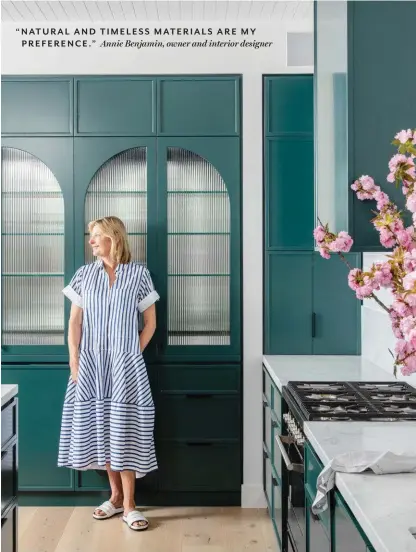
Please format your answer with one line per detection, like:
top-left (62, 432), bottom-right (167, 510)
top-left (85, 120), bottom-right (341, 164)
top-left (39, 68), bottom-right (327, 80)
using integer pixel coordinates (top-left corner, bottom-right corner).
top-left (275, 434), bottom-right (304, 473)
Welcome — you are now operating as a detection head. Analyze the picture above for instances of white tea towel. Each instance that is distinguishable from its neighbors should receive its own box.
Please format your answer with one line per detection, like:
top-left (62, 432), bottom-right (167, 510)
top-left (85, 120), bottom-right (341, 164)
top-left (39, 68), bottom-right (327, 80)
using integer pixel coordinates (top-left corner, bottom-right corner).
top-left (311, 450), bottom-right (416, 515)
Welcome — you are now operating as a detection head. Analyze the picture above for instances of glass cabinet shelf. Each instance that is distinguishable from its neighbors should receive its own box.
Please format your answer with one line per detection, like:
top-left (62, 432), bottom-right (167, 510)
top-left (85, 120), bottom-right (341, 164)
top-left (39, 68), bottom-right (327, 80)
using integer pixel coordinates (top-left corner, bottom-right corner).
top-left (2, 273), bottom-right (64, 277)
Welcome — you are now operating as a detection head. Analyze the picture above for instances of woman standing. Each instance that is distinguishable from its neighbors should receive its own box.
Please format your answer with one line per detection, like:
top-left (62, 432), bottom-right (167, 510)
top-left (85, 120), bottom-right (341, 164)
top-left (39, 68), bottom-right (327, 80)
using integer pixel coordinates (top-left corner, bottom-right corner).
top-left (58, 216), bottom-right (159, 531)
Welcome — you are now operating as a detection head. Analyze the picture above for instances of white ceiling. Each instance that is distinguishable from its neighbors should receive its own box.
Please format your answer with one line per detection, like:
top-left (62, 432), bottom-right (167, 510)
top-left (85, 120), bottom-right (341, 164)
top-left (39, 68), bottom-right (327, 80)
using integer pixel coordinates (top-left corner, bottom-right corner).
top-left (1, 1), bottom-right (313, 22)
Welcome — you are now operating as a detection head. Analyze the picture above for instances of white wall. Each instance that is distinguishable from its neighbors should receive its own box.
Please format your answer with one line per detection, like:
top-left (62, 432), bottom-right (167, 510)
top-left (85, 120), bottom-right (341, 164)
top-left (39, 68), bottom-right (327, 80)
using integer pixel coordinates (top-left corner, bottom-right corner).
top-left (1, 20), bottom-right (313, 507)
top-left (362, 253), bottom-right (416, 387)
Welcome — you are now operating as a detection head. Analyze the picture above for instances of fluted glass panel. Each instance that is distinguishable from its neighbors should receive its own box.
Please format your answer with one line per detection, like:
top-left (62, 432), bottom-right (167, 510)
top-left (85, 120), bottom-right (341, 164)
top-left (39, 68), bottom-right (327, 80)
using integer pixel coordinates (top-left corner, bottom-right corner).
top-left (84, 148), bottom-right (147, 264)
top-left (168, 276), bottom-right (230, 345)
top-left (1, 147), bottom-right (65, 345)
top-left (2, 277), bottom-right (65, 345)
top-left (167, 147), bottom-right (231, 346)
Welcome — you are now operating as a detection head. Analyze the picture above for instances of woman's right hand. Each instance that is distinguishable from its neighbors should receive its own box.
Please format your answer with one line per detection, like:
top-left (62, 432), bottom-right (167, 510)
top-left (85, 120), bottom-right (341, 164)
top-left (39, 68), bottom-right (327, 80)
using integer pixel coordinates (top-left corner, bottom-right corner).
top-left (69, 357), bottom-right (79, 383)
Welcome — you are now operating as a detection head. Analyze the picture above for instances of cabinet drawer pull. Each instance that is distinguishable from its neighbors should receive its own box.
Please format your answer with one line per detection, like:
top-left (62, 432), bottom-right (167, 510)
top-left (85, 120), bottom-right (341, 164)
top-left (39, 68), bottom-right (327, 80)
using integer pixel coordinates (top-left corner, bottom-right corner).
top-left (310, 506), bottom-right (320, 522)
top-left (263, 449), bottom-right (269, 459)
top-left (186, 441), bottom-right (213, 446)
top-left (1, 450), bottom-right (7, 461)
top-left (271, 420), bottom-right (278, 428)
top-left (272, 476), bottom-right (279, 487)
top-left (185, 393), bottom-right (213, 399)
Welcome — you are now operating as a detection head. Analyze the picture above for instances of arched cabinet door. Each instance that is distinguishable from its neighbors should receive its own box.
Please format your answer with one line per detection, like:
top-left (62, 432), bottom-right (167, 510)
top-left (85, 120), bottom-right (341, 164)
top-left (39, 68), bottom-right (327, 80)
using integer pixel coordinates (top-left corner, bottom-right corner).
top-left (1, 138), bottom-right (74, 362)
top-left (156, 137), bottom-right (241, 362)
top-left (73, 138), bottom-right (157, 362)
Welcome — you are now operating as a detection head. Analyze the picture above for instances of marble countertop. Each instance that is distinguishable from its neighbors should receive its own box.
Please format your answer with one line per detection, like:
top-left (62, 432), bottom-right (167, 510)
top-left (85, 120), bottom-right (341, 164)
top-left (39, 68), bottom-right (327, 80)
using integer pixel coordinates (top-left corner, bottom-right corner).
top-left (1, 384), bottom-right (18, 408)
top-left (305, 421), bottom-right (416, 552)
top-left (263, 355), bottom-right (396, 392)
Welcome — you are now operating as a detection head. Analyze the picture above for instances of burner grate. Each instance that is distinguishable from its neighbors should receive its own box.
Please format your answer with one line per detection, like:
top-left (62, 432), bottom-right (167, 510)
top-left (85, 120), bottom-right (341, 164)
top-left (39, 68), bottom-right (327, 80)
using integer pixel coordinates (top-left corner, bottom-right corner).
top-left (286, 381), bottom-right (416, 422)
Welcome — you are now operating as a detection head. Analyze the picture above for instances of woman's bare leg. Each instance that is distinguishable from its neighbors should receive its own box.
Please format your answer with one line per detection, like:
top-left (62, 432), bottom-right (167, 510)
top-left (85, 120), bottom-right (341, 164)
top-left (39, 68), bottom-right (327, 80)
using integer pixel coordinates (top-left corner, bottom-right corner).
top-left (120, 470), bottom-right (148, 528)
top-left (94, 463), bottom-right (123, 516)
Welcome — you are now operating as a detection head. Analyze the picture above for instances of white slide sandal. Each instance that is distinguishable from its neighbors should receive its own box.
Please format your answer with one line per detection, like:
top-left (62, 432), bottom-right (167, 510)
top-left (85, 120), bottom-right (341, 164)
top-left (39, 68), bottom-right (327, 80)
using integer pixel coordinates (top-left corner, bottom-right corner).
top-left (122, 510), bottom-right (149, 531)
top-left (92, 500), bottom-right (124, 520)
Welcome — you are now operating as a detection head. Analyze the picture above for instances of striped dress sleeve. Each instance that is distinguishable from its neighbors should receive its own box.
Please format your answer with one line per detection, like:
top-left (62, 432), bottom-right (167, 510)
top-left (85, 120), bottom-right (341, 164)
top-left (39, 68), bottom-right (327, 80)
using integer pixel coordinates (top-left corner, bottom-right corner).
top-left (137, 267), bottom-right (160, 313)
top-left (62, 266), bottom-right (84, 308)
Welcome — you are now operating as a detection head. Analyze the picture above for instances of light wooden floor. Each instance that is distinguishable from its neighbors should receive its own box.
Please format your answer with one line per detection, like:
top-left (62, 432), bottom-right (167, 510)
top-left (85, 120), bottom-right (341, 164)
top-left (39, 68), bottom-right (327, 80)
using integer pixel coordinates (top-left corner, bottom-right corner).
top-left (19, 506), bottom-right (279, 552)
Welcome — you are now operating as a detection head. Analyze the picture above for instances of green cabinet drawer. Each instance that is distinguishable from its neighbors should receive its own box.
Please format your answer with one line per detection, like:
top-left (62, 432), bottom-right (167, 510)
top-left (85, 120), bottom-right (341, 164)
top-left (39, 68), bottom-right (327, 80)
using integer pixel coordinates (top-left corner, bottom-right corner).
top-left (263, 395), bottom-right (272, 454)
top-left (263, 447), bottom-right (273, 511)
top-left (156, 394), bottom-right (240, 440)
top-left (157, 441), bottom-right (240, 491)
top-left (266, 136), bottom-right (314, 250)
top-left (272, 474), bottom-right (283, 548)
top-left (75, 78), bottom-right (155, 135)
top-left (158, 364), bottom-right (240, 393)
top-left (265, 75), bottom-right (313, 134)
top-left (306, 493), bottom-right (331, 551)
top-left (75, 470), bottom-right (109, 491)
top-left (2, 78), bottom-right (73, 135)
top-left (1, 366), bottom-right (73, 491)
top-left (272, 385), bottom-right (282, 425)
top-left (158, 77), bottom-right (240, 136)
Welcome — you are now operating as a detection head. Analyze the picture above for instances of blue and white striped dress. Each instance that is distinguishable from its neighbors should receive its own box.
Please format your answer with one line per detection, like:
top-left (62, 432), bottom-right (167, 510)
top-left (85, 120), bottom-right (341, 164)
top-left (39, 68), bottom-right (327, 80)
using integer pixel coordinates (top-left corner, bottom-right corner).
top-left (58, 260), bottom-right (160, 478)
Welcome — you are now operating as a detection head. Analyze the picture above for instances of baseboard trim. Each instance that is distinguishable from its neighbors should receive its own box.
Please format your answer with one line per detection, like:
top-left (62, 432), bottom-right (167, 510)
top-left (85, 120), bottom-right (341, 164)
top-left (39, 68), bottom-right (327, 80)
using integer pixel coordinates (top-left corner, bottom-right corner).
top-left (241, 484), bottom-right (267, 508)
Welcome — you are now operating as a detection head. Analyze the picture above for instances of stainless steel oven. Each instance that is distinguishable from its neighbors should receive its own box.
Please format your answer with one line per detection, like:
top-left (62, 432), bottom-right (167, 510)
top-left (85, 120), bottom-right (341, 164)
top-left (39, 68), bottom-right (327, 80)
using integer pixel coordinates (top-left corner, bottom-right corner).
top-left (274, 396), bottom-right (306, 552)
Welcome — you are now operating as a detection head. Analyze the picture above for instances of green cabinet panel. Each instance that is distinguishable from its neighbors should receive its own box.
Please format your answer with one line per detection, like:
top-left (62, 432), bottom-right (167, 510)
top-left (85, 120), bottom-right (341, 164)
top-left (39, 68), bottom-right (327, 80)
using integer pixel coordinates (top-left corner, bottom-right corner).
top-left (156, 395), bottom-right (239, 440)
top-left (75, 78), bottom-right (155, 136)
top-left (265, 252), bottom-right (313, 354)
top-left (347, 2), bottom-right (416, 250)
top-left (158, 364), bottom-right (240, 392)
top-left (158, 77), bottom-right (240, 136)
top-left (312, 253), bottom-right (361, 355)
top-left (1, 78), bottom-right (73, 135)
top-left (265, 75), bottom-right (313, 135)
top-left (334, 492), bottom-right (375, 552)
top-left (266, 136), bottom-right (314, 249)
top-left (1, 366), bottom-right (74, 490)
top-left (157, 441), bottom-right (240, 491)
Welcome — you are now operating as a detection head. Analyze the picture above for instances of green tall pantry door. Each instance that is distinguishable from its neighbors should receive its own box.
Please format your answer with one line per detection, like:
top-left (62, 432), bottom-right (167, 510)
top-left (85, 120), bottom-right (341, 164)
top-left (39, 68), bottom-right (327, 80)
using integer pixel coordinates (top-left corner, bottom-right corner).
top-left (73, 137), bottom-right (241, 365)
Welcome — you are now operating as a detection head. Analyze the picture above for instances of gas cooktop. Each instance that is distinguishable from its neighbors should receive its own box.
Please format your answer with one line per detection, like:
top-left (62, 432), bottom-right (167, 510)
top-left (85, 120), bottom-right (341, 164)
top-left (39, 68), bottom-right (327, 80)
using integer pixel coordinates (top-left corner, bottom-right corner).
top-left (284, 381), bottom-right (416, 422)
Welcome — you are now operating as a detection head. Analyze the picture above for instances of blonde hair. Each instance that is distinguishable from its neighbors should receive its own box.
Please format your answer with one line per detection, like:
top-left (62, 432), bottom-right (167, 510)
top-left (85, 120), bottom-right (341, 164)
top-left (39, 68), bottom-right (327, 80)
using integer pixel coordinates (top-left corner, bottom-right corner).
top-left (88, 216), bottom-right (132, 264)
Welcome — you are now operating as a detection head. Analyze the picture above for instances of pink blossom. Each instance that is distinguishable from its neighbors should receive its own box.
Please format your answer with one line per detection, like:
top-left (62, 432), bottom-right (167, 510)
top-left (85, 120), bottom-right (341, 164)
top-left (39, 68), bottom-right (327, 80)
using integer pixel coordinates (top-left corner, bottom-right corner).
top-left (374, 190), bottom-right (390, 211)
top-left (403, 270), bottom-right (416, 291)
top-left (373, 262), bottom-right (393, 287)
top-left (399, 316), bottom-right (416, 337)
top-left (313, 225), bottom-right (326, 243)
top-left (329, 231), bottom-right (353, 253)
top-left (395, 129), bottom-right (413, 144)
top-left (406, 193), bottom-right (416, 213)
top-left (390, 310), bottom-right (404, 339)
top-left (395, 339), bottom-right (409, 357)
top-left (348, 268), bottom-right (362, 292)
top-left (397, 229), bottom-right (412, 248)
top-left (387, 154), bottom-right (416, 184)
top-left (401, 356), bottom-right (416, 375)
top-left (391, 299), bottom-right (412, 317)
top-left (413, 131), bottom-right (416, 146)
top-left (319, 247), bottom-right (330, 260)
top-left (379, 228), bottom-right (396, 248)
top-left (404, 249), bottom-right (416, 272)
top-left (351, 175), bottom-right (380, 200)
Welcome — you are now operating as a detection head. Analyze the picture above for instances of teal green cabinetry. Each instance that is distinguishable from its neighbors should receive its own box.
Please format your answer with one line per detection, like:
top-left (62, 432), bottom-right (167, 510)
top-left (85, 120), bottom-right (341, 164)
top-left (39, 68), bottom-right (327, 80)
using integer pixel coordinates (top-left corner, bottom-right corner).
top-left (266, 136), bottom-right (314, 250)
top-left (75, 78), bottom-right (155, 136)
top-left (334, 492), bottom-right (376, 552)
top-left (265, 75), bottom-right (313, 135)
top-left (264, 75), bottom-right (314, 250)
top-left (2, 75), bottom-right (242, 505)
top-left (313, 253), bottom-right (361, 354)
top-left (1, 78), bottom-right (73, 136)
top-left (265, 252), bottom-right (313, 354)
top-left (1, 137), bottom-right (74, 363)
top-left (158, 77), bottom-right (240, 136)
top-left (1, 367), bottom-right (73, 491)
top-left (265, 252), bottom-right (361, 355)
